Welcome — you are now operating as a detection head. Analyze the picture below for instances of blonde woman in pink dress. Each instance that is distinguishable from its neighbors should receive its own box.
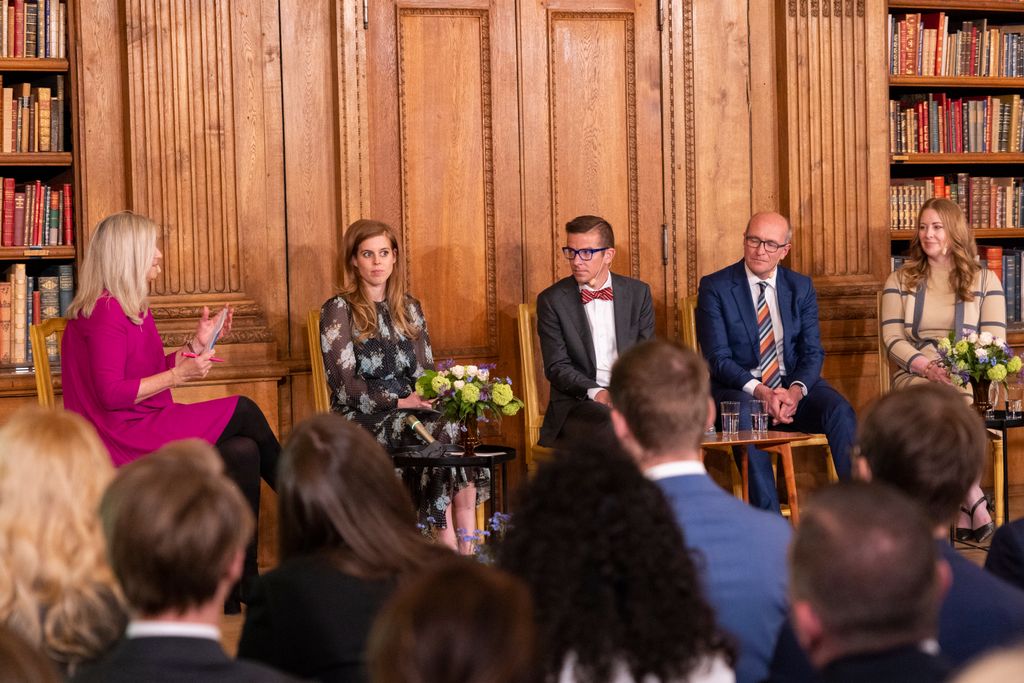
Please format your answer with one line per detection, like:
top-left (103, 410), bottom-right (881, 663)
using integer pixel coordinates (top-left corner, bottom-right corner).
top-left (60, 211), bottom-right (280, 610)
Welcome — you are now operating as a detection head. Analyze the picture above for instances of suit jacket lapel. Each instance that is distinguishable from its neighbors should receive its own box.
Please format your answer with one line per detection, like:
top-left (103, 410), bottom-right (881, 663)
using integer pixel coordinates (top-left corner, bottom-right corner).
top-left (775, 267), bottom-right (793, 350)
top-left (611, 273), bottom-right (629, 349)
top-left (562, 279), bottom-right (597, 371)
top-left (729, 262), bottom-right (760, 352)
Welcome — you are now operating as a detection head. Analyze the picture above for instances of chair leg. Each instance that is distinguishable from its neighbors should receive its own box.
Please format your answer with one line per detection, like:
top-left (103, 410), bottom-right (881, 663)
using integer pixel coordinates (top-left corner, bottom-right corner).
top-left (993, 437), bottom-right (1005, 527)
top-left (824, 445), bottom-right (838, 483)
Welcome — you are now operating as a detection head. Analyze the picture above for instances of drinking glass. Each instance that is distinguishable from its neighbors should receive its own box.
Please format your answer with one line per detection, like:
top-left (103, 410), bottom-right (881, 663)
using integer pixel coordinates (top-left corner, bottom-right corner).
top-left (720, 401), bottom-right (740, 437)
top-left (751, 399), bottom-right (769, 434)
top-left (1008, 382), bottom-right (1023, 420)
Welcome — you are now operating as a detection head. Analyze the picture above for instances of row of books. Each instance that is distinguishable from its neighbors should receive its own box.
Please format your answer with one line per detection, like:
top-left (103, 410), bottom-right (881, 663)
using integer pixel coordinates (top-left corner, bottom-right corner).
top-left (888, 13), bottom-right (1024, 78)
top-left (0, 1), bottom-right (65, 60)
top-left (0, 261), bottom-right (72, 366)
top-left (0, 178), bottom-right (71, 247)
top-left (890, 175), bottom-right (1024, 230)
top-left (889, 93), bottom-right (1024, 154)
top-left (890, 248), bottom-right (1024, 325)
top-left (0, 76), bottom-right (65, 153)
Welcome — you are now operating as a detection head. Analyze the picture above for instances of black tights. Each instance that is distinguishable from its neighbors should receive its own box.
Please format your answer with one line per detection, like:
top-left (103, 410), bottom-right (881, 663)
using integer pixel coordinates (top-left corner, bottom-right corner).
top-left (215, 396), bottom-right (281, 587)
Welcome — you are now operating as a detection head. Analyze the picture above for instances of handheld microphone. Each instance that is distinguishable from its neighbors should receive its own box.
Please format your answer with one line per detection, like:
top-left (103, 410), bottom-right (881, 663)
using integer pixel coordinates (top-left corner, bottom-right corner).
top-left (404, 414), bottom-right (436, 444)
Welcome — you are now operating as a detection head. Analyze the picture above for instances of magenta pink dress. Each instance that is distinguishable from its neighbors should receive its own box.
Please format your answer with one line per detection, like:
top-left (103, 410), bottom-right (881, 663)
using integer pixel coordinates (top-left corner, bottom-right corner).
top-left (61, 294), bottom-right (237, 466)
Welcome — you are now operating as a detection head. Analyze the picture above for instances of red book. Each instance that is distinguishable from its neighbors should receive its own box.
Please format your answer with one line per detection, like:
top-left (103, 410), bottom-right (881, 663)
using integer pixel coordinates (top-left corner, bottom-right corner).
top-left (62, 182), bottom-right (71, 245)
top-left (31, 289), bottom-right (40, 325)
top-left (12, 192), bottom-right (24, 246)
top-left (13, 0), bottom-right (23, 59)
top-left (32, 179), bottom-right (41, 246)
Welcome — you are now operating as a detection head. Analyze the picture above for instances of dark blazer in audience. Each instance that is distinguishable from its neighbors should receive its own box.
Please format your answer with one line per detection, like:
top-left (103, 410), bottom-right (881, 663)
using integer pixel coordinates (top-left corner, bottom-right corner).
top-left (937, 541), bottom-right (1024, 664)
top-left (656, 470), bottom-right (791, 683)
top-left (985, 518), bottom-right (1024, 590)
top-left (237, 554), bottom-right (394, 683)
top-left (73, 636), bottom-right (298, 683)
top-left (819, 644), bottom-right (950, 683)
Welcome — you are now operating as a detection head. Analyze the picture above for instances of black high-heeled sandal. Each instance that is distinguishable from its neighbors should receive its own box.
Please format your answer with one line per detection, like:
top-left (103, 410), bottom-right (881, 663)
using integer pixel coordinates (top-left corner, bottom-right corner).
top-left (957, 496), bottom-right (995, 544)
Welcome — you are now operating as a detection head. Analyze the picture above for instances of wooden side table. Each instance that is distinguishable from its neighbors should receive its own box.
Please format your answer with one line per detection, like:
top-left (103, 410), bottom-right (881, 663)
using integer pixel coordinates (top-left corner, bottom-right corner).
top-left (390, 445), bottom-right (515, 515)
top-left (701, 430), bottom-right (813, 524)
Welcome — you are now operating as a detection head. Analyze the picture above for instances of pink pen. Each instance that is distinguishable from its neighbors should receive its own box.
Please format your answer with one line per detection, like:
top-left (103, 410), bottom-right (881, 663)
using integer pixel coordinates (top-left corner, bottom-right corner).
top-left (182, 352), bottom-right (225, 363)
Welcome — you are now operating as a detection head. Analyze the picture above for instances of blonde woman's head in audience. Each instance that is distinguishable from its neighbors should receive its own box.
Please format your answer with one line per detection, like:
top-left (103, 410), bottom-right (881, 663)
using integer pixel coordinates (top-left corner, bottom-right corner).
top-left (67, 210), bottom-right (161, 324)
top-left (855, 383), bottom-right (986, 528)
top-left (278, 414), bottom-right (448, 579)
top-left (368, 559), bottom-right (536, 683)
top-left (0, 407), bottom-right (125, 673)
top-left (609, 339), bottom-right (712, 462)
top-left (100, 439), bottom-right (254, 616)
top-left (0, 624), bottom-right (60, 683)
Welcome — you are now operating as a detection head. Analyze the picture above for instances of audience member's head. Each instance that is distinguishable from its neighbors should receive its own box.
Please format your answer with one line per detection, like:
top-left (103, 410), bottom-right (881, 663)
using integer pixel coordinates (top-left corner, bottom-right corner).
top-left (790, 481), bottom-right (949, 669)
top-left (278, 414), bottom-right (448, 578)
top-left (498, 446), bottom-right (732, 682)
top-left (100, 439), bottom-right (253, 617)
top-left (855, 383), bottom-right (986, 528)
top-left (609, 339), bottom-right (712, 463)
top-left (0, 408), bottom-right (125, 674)
top-left (368, 559), bottom-right (536, 683)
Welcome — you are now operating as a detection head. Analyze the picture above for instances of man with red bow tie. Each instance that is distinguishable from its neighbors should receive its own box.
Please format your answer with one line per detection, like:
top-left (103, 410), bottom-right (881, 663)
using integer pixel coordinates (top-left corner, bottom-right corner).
top-left (536, 215), bottom-right (654, 447)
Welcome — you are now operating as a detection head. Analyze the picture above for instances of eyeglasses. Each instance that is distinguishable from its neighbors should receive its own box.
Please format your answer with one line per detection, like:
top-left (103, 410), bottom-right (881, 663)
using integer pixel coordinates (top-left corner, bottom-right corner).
top-left (562, 247), bottom-right (610, 261)
top-left (743, 236), bottom-right (788, 253)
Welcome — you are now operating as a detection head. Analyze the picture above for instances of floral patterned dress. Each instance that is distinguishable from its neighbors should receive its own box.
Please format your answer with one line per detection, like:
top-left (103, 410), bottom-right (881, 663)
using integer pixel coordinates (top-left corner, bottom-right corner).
top-left (319, 294), bottom-right (488, 527)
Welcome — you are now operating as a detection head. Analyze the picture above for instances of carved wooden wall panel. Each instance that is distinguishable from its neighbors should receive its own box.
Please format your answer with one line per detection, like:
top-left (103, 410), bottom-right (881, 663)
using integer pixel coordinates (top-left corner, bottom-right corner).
top-left (397, 8), bottom-right (497, 356)
top-left (519, 0), bottom-right (667, 332)
top-left (776, 0), bottom-right (888, 285)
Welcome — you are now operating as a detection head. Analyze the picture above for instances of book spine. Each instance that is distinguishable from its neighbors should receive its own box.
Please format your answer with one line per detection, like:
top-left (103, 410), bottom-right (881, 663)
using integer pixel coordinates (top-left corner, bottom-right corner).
top-left (13, 0), bottom-right (23, 58)
top-left (8, 264), bottom-right (26, 364)
top-left (37, 274), bottom-right (58, 362)
top-left (0, 282), bottom-right (10, 364)
top-left (12, 191), bottom-right (24, 246)
top-left (57, 263), bottom-right (72, 317)
top-left (24, 275), bottom-right (33, 366)
top-left (61, 182), bottom-right (71, 245)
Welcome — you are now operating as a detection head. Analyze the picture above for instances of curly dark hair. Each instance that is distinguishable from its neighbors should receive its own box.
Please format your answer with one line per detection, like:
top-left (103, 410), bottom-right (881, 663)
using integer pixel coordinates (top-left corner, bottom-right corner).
top-left (497, 446), bottom-right (733, 683)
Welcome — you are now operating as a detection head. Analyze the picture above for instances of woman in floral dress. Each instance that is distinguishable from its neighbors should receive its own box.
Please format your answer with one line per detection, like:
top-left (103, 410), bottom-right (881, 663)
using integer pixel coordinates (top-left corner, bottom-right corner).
top-left (319, 219), bottom-right (487, 551)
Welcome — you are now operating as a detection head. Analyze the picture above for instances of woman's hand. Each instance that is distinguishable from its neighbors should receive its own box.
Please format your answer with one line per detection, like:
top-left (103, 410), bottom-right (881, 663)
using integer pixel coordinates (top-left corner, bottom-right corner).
top-left (913, 358), bottom-right (951, 385)
top-left (172, 349), bottom-right (215, 384)
top-left (398, 393), bottom-right (434, 410)
top-left (193, 305), bottom-right (233, 350)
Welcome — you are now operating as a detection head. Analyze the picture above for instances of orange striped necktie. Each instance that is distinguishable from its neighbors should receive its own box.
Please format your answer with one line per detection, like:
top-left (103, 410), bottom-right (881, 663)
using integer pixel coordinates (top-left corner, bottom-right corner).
top-left (757, 282), bottom-right (782, 389)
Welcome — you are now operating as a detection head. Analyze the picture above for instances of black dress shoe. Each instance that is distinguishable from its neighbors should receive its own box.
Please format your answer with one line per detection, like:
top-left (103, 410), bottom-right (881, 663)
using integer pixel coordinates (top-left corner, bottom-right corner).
top-left (972, 521), bottom-right (996, 544)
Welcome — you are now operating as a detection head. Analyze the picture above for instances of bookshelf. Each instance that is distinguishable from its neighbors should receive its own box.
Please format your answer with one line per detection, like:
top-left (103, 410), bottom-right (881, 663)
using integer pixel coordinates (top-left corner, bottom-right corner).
top-left (888, 0), bottom-right (1024, 336)
top-left (0, 1), bottom-right (75, 374)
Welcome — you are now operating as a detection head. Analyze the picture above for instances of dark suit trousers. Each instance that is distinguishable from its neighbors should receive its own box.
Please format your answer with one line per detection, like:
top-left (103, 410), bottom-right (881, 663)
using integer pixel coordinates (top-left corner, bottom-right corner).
top-left (714, 379), bottom-right (855, 512)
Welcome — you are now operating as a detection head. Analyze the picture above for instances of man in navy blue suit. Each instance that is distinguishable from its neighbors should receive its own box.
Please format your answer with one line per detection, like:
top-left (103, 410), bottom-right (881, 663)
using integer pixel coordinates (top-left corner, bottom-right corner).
top-left (608, 339), bottom-right (791, 683)
top-left (696, 211), bottom-right (855, 511)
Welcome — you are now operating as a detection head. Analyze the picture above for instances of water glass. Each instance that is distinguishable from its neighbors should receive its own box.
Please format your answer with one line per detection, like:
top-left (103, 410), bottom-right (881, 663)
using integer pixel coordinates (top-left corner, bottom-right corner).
top-left (720, 401), bottom-right (740, 437)
top-left (751, 399), bottom-right (769, 434)
top-left (1009, 383), bottom-right (1023, 420)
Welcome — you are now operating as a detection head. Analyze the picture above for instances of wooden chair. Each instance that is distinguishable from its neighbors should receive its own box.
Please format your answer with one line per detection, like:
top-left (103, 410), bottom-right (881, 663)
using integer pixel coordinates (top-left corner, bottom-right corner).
top-left (516, 303), bottom-right (556, 474)
top-left (876, 291), bottom-right (1005, 526)
top-left (679, 296), bottom-right (839, 504)
top-left (29, 317), bottom-right (67, 409)
top-left (306, 309), bottom-right (331, 414)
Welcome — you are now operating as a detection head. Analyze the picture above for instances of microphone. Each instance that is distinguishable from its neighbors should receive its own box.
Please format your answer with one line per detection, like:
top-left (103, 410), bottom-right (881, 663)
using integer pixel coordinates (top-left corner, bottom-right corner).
top-left (405, 414), bottom-right (436, 444)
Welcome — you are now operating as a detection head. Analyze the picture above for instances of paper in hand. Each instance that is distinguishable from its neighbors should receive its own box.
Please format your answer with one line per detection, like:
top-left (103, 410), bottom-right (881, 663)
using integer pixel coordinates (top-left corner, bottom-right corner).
top-left (207, 308), bottom-right (229, 352)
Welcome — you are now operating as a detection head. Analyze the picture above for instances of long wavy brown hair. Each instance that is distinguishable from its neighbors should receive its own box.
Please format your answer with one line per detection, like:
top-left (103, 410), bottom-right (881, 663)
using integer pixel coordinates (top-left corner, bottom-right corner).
top-left (338, 219), bottom-right (420, 341)
top-left (900, 197), bottom-right (979, 301)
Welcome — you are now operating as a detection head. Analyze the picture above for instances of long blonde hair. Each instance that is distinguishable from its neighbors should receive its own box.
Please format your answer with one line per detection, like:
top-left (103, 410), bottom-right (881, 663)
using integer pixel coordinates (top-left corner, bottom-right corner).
top-left (67, 211), bottom-right (159, 324)
top-left (0, 408), bottom-right (126, 672)
top-left (338, 219), bottom-right (420, 341)
top-left (900, 198), bottom-right (979, 301)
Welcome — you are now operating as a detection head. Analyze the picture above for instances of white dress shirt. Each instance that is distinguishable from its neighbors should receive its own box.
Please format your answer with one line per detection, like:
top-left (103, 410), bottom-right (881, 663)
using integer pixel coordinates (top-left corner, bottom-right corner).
top-left (126, 620), bottom-right (221, 641)
top-left (742, 266), bottom-right (805, 397)
top-left (644, 460), bottom-right (707, 481)
top-left (581, 274), bottom-right (617, 400)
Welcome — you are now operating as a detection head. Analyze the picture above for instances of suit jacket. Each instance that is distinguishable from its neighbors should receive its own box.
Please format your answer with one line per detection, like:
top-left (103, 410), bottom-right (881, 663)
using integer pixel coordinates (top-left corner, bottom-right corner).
top-left (656, 473), bottom-right (792, 683)
top-left (696, 261), bottom-right (824, 394)
top-left (237, 554), bottom-right (395, 683)
top-left (985, 518), bottom-right (1024, 591)
top-left (536, 273), bottom-right (654, 445)
top-left (937, 540), bottom-right (1024, 665)
top-left (71, 636), bottom-right (298, 683)
top-left (820, 645), bottom-right (951, 683)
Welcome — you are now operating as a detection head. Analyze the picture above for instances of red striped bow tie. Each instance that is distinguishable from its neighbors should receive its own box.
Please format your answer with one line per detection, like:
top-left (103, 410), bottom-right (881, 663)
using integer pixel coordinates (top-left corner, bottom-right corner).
top-left (581, 287), bottom-right (614, 304)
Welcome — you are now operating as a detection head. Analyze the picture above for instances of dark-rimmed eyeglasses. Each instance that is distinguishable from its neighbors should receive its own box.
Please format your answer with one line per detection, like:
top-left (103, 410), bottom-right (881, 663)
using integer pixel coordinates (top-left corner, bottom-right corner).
top-left (743, 236), bottom-right (788, 253)
top-left (562, 247), bottom-right (610, 261)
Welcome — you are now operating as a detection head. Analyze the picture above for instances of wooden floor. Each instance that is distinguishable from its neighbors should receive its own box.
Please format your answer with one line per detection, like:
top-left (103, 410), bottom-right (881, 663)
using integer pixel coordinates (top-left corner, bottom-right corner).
top-left (218, 486), bottom-right (1024, 657)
